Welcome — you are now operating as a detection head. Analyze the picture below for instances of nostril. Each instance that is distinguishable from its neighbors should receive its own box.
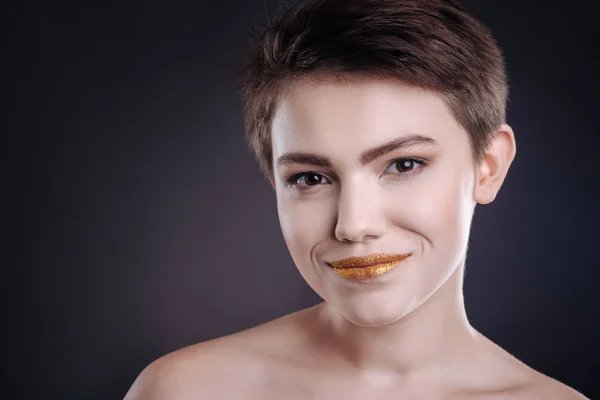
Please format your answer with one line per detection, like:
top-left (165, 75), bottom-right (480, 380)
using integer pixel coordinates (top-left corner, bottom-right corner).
top-left (334, 225), bottom-right (378, 243)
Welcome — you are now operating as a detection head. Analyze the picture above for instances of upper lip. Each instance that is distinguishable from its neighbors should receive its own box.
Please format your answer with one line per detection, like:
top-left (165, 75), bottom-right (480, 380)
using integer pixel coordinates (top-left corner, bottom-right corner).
top-left (329, 253), bottom-right (410, 269)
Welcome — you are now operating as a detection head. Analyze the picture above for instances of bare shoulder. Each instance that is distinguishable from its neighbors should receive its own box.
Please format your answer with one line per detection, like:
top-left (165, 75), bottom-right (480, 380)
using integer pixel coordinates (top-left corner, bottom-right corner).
top-left (522, 371), bottom-right (589, 400)
top-left (123, 307), bottom-right (314, 400)
top-left (468, 334), bottom-right (589, 400)
top-left (123, 337), bottom-right (260, 400)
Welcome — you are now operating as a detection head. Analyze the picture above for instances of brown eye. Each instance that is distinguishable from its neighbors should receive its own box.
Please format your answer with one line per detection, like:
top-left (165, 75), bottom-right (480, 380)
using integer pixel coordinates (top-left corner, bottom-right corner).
top-left (303, 173), bottom-right (323, 186)
top-left (396, 159), bottom-right (416, 172)
top-left (287, 172), bottom-right (331, 188)
top-left (385, 158), bottom-right (425, 175)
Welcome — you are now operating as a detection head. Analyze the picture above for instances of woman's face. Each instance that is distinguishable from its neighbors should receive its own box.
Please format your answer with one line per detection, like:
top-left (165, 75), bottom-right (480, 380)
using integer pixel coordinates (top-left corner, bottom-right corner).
top-left (271, 79), bottom-right (479, 327)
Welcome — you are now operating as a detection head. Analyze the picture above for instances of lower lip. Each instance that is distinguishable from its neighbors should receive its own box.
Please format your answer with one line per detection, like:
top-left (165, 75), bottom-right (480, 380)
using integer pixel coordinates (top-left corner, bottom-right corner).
top-left (332, 260), bottom-right (406, 281)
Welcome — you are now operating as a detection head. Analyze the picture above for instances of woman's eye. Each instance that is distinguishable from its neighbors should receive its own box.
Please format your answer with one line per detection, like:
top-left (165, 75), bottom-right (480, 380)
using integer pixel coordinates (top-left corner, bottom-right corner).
top-left (288, 173), bottom-right (330, 188)
top-left (386, 158), bottom-right (424, 174)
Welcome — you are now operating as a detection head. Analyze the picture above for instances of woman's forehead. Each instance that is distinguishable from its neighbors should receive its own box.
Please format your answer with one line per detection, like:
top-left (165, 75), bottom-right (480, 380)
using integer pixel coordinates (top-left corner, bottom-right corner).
top-left (271, 79), bottom-right (468, 156)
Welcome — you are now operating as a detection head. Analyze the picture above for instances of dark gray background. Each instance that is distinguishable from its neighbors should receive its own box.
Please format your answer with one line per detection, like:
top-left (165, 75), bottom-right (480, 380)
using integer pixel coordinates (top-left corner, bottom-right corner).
top-left (5, 0), bottom-right (599, 399)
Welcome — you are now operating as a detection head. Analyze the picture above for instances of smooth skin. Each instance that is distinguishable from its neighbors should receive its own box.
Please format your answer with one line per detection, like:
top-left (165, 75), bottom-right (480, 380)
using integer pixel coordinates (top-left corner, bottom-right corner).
top-left (124, 79), bottom-right (587, 400)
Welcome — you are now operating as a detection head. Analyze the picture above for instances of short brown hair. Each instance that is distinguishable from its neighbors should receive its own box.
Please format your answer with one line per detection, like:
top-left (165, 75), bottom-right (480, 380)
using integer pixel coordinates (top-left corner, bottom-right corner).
top-left (237, 0), bottom-right (508, 179)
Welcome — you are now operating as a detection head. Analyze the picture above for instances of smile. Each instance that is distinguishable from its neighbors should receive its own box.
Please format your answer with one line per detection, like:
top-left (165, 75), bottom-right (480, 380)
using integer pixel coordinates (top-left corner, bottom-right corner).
top-left (329, 254), bottom-right (410, 281)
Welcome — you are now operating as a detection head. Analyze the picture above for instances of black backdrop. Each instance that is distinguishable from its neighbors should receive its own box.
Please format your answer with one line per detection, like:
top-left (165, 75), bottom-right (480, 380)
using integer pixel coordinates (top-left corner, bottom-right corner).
top-left (5, 0), bottom-right (599, 398)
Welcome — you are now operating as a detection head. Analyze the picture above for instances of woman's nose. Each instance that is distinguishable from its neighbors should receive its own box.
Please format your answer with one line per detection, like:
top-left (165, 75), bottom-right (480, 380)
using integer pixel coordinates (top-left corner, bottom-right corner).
top-left (334, 187), bottom-right (386, 243)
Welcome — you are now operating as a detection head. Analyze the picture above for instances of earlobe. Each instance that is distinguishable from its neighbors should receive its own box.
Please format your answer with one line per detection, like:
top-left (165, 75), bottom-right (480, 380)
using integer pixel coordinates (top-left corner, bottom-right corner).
top-left (473, 124), bottom-right (516, 205)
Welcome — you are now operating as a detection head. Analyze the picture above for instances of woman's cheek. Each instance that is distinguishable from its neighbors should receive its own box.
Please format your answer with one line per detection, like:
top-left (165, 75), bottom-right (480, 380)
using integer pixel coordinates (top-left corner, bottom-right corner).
top-left (394, 170), bottom-right (466, 249)
top-left (422, 170), bottom-right (474, 260)
top-left (278, 196), bottom-right (331, 257)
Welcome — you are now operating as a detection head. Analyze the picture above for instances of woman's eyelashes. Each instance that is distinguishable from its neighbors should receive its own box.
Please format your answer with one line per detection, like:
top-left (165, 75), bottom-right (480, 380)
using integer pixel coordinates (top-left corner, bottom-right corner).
top-left (285, 157), bottom-right (427, 190)
top-left (384, 157), bottom-right (426, 176)
top-left (286, 172), bottom-right (331, 189)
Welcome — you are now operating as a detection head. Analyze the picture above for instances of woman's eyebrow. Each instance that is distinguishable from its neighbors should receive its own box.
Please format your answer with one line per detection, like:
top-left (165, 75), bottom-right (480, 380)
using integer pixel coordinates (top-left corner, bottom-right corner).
top-left (275, 134), bottom-right (437, 168)
top-left (275, 153), bottom-right (332, 168)
top-left (360, 134), bottom-right (437, 164)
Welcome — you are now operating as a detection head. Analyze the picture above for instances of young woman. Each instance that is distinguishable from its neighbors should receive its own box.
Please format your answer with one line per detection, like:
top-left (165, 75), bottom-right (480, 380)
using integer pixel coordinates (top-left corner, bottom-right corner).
top-left (125, 0), bottom-right (588, 398)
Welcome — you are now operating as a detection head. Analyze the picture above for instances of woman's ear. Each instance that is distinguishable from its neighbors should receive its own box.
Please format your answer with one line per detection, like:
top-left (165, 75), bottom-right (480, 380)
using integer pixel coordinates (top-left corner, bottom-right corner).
top-left (267, 171), bottom-right (276, 190)
top-left (473, 124), bottom-right (517, 204)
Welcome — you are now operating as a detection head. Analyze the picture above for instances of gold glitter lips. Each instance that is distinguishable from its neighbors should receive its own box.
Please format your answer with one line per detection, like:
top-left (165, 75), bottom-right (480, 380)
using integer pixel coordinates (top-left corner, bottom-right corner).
top-left (329, 253), bottom-right (410, 281)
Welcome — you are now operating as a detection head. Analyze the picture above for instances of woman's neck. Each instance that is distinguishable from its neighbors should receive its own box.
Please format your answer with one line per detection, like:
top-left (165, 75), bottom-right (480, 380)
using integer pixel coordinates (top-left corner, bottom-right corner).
top-left (315, 264), bottom-right (480, 383)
